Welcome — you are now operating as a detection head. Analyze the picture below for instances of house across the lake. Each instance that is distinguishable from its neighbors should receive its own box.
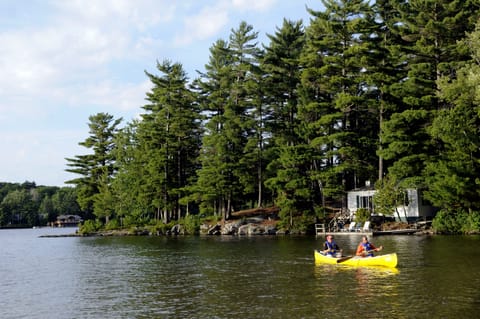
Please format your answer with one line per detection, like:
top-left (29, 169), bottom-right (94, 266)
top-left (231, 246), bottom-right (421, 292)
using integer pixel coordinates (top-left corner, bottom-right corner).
top-left (347, 183), bottom-right (438, 222)
top-left (54, 215), bottom-right (83, 227)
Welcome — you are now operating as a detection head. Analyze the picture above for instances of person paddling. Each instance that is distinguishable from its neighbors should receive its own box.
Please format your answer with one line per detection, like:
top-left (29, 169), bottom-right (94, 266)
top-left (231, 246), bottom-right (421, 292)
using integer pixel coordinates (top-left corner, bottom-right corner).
top-left (323, 235), bottom-right (342, 257)
top-left (356, 236), bottom-right (383, 257)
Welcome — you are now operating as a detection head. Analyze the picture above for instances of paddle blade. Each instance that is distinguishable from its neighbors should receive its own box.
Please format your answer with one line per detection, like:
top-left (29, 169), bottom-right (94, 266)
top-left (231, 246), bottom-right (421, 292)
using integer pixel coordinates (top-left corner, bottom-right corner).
top-left (337, 256), bottom-right (354, 263)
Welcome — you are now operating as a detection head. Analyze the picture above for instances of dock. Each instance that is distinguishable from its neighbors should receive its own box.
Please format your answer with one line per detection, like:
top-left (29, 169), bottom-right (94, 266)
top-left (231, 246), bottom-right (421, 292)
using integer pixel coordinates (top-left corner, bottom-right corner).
top-left (315, 223), bottom-right (419, 237)
top-left (315, 223), bottom-right (372, 237)
top-left (373, 229), bottom-right (418, 236)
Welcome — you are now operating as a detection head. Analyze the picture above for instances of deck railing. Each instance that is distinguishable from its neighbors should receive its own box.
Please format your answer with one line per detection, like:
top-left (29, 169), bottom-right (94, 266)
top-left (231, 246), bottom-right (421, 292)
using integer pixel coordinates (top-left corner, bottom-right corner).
top-left (315, 224), bottom-right (325, 236)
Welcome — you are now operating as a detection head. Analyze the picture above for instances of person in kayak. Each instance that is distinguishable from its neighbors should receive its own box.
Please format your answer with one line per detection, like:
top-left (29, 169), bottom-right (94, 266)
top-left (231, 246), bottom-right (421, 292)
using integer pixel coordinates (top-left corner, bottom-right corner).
top-left (323, 235), bottom-right (342, 257)
top-left (356, 236), bottom-right (383, 257)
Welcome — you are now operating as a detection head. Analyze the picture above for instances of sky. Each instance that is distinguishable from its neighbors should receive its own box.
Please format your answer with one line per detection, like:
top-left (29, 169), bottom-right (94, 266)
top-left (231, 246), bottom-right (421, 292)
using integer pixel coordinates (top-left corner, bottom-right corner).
top-left (0, 0), bottom-right (323, 187)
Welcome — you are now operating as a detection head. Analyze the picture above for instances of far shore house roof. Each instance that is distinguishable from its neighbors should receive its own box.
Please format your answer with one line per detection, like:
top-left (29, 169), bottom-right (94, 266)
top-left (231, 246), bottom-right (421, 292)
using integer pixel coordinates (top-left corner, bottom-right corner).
top-left (54, 214), bottom-right (83, 227)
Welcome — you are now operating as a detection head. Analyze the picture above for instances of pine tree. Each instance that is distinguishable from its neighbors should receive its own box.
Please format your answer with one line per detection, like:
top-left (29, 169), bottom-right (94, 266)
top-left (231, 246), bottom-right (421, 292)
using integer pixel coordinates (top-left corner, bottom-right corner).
top-left (65, 112), bottom-right (122, 220)
top-left (133, 60), bottom-right (201, 223)
top-left (262, 18), bottom-right (305, 147)
top-left (193, 39), bottom-right (236, 217)
top-left (300, 0), bottom-right (378, 207)
top-left (379, 0), bottom-right (480, 187)
top-left (194, 22), bottom-right (263, 218)
top-left (229, 22), bottom-right (266, 208)
top-left (424, 22), bottom-right (480, 211)
top-left (110, 122), bottom-right (149, 225)
top-left (262, 18), bottom-right (310, 224)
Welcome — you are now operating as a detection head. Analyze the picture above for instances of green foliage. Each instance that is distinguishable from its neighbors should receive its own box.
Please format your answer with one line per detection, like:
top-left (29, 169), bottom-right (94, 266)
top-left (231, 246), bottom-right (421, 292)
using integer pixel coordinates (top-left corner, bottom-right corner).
top-left (105, 219), bottom-right (120, 230)
top-left (122, 214), bottom-right (149, 228)
top-left (78, 219), bottom-right (102, 235)
top-left (424, 23), bottom-right (480, 211)
top-left (299, 0), bottom-right (380, 193)
top-left (431, 209), bottom-right (480, 234)
top-left (373, 176), bottom-right (405, 217)
top-left (65, 112), bottom-right (122, 217)
top-left (432, 210), bottom-right (460, 234)
top-left (193, 22), bottom-right (264, 219)
top-left (277, 214), bottom-right (315, 234)
top-left (379, 0), bottom-right (480, 187)
top-left (462, 211), bottom-right (480, 234)
top-left (0, 183), bottom-right (79, 227)
top-left (146, 220), bottom-right (175, 235)
top-left (266, 145), bottom-right (316, 225)
top-left (125, 60), bottom-right (202, 223)
top-left (0, 187), bottom-right (47, 227)
top-left (355, 208), bottom-right (371, 223)
top-left (180, 215), bottom-right (201, 235)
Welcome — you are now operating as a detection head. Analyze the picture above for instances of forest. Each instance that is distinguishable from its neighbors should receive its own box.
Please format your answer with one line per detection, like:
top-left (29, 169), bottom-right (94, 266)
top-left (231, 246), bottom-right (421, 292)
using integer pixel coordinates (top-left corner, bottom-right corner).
top-left (2, 1), bottom-right (480, 234)
top-left (0, 182), bottom-right (81, 228)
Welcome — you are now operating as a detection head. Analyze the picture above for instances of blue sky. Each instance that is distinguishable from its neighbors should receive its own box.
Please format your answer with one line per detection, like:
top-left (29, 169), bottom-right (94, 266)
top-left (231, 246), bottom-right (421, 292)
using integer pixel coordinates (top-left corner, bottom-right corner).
top-left (0, 0), bottom-right (322, 187)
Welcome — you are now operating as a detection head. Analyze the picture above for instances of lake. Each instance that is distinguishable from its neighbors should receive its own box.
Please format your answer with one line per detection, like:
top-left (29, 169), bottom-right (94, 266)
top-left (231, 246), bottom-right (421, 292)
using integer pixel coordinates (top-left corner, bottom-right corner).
top-left (1, 228), bottom-right (479, 318)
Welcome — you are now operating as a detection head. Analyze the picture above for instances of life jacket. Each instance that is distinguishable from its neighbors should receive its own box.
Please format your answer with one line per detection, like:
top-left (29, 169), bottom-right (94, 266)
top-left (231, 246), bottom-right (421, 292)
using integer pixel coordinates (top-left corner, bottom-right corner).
top-left (360, 242), bottom-right (374, 257)
top-left (325, 241), bottom-right (338, 255)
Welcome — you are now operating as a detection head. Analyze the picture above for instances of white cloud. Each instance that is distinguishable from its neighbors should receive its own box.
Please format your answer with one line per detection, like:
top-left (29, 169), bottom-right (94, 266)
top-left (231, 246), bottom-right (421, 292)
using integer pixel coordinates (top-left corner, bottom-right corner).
top-left (232, 0), bottom-right (277, 11)
top-left (174, 5), bottom-right (230, 47)
top-left (0, 129), bottom-right (86, 186)
top-left (51, 0), bottom-right (176, 29)
top-left (76, 79), bottom-right (152, 113)
top-left (0, 0), bottom-right (170, 118)
top-left (172, 0), bottom-right (278, 47)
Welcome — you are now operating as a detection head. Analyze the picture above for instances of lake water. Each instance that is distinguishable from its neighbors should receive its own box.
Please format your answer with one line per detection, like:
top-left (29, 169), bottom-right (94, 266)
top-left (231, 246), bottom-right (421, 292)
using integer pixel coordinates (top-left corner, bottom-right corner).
top-left (1, 228), bottom-right (479, 318)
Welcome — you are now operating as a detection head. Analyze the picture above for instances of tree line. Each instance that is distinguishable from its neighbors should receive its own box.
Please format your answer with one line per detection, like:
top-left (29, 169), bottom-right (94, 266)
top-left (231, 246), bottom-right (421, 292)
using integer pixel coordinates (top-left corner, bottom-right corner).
top-left (0, 182), bottom-right (81, 228)
top-left (59, 0), bottom-right (480, 234)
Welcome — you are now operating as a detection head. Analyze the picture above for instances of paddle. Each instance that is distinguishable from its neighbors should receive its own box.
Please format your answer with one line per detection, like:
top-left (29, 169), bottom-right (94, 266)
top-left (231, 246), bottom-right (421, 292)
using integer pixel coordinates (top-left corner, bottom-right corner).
top-left (336, 255), bottom-right (354, 263)
top-left (336, 249), bottom-right (377, 263)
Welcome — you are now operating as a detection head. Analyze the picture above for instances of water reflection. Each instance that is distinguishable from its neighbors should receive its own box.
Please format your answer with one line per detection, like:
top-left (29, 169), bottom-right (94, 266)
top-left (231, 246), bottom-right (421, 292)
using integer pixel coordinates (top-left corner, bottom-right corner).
top-left (2, 230), bottom-right (480, 318)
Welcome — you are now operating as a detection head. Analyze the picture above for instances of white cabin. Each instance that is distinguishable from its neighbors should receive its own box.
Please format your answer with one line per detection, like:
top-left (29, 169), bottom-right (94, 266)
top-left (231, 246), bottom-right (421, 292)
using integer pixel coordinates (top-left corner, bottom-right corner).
top-left (347, 187), bottom-right (437, 222)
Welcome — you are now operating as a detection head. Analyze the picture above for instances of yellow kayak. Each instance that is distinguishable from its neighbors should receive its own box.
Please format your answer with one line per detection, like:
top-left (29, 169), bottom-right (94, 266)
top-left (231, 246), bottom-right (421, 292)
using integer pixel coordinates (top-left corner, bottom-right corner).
top-left (314, 250), bottom-right (398, 268)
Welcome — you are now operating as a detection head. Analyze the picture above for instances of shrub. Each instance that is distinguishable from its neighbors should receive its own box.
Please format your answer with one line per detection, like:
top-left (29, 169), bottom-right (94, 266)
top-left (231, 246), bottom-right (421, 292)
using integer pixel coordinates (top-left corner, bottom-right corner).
top-left (78, 219), bottom-right (102, 235)
top-left (355, 208), bottom-right (371, 223)
top-left (461, 211), bottom-right (480, 234)
top-left (432, 209), bottom-right (466, 234)
top-left (147, 220), bottom-right (174, 235)
top-left (181, 215), bottom-right (201, 235)
top-left (105, 219), bottom-right (120, 230)
top-left (279, 214), bottom-right (315, 234)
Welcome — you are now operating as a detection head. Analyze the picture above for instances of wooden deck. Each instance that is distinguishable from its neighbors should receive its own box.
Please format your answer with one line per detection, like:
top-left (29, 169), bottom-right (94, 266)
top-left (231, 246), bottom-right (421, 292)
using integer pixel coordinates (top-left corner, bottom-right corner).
top-left (319, 229), bottom-right (419, 237)
top-left (373, 229), bottom-right (418, 236)
top-left (315, 224), bottom-right (372, 237)
top-left (325, 231), bottom-right (373, 237)
top-left (315, 223), bottom-right (419, 237)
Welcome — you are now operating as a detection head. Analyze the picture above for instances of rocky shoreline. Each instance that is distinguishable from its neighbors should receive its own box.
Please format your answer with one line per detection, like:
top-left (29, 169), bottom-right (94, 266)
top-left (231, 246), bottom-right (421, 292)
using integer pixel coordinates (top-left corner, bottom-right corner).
top-left (39, 217), bottom-right (433, 237)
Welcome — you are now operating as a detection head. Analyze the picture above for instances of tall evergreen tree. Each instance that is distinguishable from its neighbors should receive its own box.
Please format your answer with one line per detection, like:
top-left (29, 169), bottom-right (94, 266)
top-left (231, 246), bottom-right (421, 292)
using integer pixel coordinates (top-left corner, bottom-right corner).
top-left (193, 39), bottom-right (235, 217)
top-left (379, 0), bottom-right (480, 187)
top-left (111, 122), bottom-right (149, 225)
top-left (194, 22), bottom-right (262, 218)
top-left (300, 0), bottom-right (378, 208)
top-left (229, 21), bottom-right (266, 208)
top-left (262, 18), bottom-right (305, 147)
top-left (65, 112), bottom-right (122, 220)
top-left (133, 60), bottom-right (201, 223)
top-left (424, 22), bottom-right (480, 211)
top-left (262, 19), bottom-right (310, 223)
top-left (365, 0), bottom-right (406, 180)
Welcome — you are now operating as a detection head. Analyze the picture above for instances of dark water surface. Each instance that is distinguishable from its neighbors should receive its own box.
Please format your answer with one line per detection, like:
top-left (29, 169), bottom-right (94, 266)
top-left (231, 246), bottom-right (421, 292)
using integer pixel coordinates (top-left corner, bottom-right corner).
top-left (1, 228), bottom-right (479, 318)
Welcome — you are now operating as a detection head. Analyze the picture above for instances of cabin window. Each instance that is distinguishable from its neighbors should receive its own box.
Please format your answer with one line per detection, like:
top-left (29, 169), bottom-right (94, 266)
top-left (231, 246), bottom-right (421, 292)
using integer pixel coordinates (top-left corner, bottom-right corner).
top-left (356, 195), bottom-right (373, 210)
